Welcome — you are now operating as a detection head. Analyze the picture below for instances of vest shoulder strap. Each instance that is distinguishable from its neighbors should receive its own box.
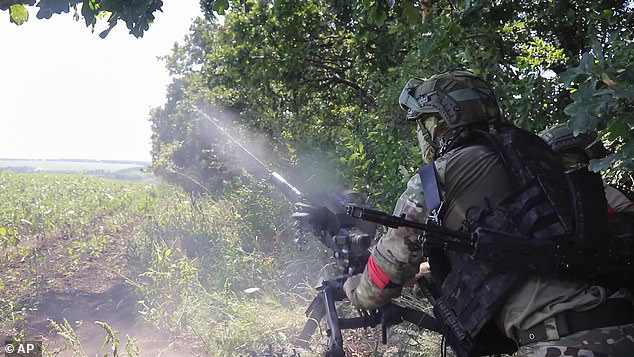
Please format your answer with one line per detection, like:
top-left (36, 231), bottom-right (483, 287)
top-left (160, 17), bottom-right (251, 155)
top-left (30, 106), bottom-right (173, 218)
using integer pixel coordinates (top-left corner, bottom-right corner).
top-left (419, 163), bottom-right (443, 223)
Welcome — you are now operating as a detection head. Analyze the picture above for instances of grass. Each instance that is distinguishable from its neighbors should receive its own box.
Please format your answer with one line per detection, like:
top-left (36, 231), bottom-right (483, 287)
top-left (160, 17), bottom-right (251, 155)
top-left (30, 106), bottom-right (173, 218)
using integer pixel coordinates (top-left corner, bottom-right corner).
top-left (0, 171), bottom-right (442, 356)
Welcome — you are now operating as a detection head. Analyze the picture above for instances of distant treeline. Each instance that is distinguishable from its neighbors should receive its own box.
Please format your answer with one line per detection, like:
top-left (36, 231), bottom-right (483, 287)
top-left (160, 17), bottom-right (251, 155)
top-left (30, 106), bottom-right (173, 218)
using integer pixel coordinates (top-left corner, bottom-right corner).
top-left (0, 158), bottom-right (149, 165)
top-left (0, 159), bottom-right (154, 182)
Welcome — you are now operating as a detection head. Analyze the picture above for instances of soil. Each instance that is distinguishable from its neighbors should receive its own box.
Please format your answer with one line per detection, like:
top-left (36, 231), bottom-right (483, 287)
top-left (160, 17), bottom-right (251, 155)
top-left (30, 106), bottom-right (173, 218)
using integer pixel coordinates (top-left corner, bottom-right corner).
top-left (0, 225), bottom-right (441, 357)
top-left (0, 225), bottom-right (196, 357)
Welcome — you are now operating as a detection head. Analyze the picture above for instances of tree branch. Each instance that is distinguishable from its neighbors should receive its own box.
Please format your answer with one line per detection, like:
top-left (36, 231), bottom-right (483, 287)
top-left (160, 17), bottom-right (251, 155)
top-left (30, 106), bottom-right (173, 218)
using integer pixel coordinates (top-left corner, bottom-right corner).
top-left (0, 0), bottom-right (31, 10)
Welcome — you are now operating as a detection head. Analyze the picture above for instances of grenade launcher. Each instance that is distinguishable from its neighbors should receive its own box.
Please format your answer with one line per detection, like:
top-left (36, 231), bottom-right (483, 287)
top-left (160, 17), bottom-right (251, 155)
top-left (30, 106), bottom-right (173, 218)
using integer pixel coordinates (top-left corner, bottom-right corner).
top-left (268, 172), bottom-right (440, 357)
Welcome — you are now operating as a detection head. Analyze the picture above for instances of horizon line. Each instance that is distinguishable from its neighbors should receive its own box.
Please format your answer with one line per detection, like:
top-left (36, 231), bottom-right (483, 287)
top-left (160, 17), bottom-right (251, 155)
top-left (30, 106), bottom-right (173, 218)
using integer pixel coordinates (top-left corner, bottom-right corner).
top-left (0, 157), bottom-right (151, 165)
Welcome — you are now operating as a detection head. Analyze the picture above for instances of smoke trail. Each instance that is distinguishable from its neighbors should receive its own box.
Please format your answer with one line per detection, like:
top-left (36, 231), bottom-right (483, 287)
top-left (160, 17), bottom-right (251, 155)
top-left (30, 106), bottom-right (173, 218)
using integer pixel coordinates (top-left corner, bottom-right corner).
top-left (194, 106), bottom-right (270, 173)
top-left (191, 104), bottom-right (348, 205)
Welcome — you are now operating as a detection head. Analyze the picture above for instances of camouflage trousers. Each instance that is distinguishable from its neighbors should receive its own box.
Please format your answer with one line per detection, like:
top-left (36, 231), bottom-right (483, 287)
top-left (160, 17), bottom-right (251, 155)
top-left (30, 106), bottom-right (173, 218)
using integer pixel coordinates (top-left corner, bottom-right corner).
top-left (515, 323), bottom-right (634, 357)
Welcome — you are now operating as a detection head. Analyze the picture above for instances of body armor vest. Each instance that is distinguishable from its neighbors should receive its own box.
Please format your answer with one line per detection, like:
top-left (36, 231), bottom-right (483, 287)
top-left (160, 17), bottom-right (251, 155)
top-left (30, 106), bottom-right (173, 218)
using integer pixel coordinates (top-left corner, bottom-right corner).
top-left (420, 124), bottom-right (614, 355)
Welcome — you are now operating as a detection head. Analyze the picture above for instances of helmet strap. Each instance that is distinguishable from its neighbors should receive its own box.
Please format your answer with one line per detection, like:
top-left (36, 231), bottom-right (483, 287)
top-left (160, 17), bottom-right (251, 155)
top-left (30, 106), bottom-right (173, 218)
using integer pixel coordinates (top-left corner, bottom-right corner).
top-left (421, 127), bottom-right (440, 153)
top-left (438, 126), bottom-right (486, 156)
top-left (437, 129), bottom-right (463, 156)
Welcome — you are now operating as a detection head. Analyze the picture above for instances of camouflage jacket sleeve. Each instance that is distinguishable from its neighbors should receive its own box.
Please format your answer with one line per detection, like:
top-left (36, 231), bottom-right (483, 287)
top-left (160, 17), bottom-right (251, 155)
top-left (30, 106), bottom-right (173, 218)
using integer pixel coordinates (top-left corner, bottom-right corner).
top-left (605, 184), bottom-right (634, 214)
top-left (351, 174), bottom-right (428, 309)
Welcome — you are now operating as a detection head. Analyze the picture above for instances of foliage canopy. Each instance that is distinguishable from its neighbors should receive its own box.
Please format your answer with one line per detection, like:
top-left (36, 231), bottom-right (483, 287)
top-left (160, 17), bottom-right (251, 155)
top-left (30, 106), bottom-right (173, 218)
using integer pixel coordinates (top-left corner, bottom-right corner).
top-left (1, 0), bottom-right (163, 37)
top-left (150, 0), bottom-right (633, 205)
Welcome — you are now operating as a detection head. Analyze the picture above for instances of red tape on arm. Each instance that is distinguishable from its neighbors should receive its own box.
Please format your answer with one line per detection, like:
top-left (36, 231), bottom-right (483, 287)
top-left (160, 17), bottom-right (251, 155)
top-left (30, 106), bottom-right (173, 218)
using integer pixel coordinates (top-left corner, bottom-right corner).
top-left (367, 255), bottom-right (390, 290)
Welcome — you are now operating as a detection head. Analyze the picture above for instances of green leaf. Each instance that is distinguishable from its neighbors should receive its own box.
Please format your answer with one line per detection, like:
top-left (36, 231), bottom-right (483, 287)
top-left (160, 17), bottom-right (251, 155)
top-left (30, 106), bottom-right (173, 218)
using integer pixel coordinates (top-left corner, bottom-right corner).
top-left (398, 165), bottom-right (410, 183)
top-left (81, 0), bottom-right (98, 27)
top-left (559, 69), bottom-right (580, 87)
top-left (99, 21), bottom-right (115, 38)
top-left (559, 52), bottom-right (596, 86)
top-left (402, 0), bottom-right (419, 24)
top-left (589, 155), bottom-right (617, 172)
top-left (579, 51), bottom-right (596, 73)
top-left (36, 0), bottom-right (72, 19)
top-left (612, 88), bottom-right (634, 99)
top-left (567, 109), bottom-right (601, 132)
top-left (213, 0), bottom-right (229, 15)
top-left (9, 4), bottom-right (29, 25)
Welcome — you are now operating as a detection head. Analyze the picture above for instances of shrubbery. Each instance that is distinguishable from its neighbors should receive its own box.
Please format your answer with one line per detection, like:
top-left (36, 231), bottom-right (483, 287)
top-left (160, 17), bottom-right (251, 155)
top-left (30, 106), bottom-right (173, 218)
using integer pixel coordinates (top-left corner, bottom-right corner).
top-left (127, 180), bottom-right (328, 355)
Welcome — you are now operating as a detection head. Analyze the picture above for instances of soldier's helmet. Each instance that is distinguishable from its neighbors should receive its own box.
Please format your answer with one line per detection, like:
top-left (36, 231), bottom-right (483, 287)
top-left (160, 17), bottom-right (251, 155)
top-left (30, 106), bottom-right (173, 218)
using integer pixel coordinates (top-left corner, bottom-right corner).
top-left (398, 70), bottom-right (502, 162)
top-left (538, 123), bottom-right (609, 166)
top-left (399, 70), bottom-right (502, 125)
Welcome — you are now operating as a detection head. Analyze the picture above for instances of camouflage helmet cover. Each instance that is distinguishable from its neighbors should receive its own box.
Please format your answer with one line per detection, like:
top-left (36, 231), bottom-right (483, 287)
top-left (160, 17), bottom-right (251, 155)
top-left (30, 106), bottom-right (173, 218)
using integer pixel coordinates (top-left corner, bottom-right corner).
top-left (538, 123), bottom-right (609, 160)
top-left (399, 70), bottom-right (502, 127)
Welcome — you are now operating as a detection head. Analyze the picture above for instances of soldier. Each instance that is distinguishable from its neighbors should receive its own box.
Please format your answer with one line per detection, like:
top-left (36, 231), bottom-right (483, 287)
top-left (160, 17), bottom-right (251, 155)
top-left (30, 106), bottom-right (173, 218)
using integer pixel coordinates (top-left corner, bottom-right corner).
top-left (538, 123), bottom-right (634, 216)
top-left (344, 71), bottom-right (634, 356)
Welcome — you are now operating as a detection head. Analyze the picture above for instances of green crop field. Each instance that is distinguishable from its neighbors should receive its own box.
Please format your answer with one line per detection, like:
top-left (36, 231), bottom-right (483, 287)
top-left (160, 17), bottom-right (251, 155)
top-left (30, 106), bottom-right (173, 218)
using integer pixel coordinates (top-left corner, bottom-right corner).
top-left (0, 171), bottom-right (438, 356)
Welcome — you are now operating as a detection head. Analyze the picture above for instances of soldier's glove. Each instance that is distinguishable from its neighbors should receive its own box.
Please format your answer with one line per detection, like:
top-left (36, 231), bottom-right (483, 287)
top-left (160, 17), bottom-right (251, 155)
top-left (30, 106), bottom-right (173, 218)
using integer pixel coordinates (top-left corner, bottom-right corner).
top-left (344, 273), bottom-right (363, 307)
top-left (292, 203), bottom-right (335, 235)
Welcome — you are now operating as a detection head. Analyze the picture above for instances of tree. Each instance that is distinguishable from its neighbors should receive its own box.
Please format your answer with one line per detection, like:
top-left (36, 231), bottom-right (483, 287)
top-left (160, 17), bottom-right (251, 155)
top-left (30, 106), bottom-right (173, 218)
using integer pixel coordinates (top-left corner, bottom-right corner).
top-left (196, 0), bottom-right (633, 182)
top-left (409, 0), bottom-right (634, 175)
top-left (1, 0), bottom-right (163, 37)
top-left (152, 3), bottom-right (424, 207)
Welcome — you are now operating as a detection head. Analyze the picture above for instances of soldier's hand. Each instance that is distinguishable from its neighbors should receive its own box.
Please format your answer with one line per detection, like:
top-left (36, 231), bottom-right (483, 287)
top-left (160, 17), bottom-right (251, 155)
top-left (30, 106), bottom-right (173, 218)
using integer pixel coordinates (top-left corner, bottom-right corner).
top-left (345, 269), bottom-right (401, 310)
top-left (403, 261), bottom-right (430, 287)
top-left (343, 274), bottom-right (363, 307)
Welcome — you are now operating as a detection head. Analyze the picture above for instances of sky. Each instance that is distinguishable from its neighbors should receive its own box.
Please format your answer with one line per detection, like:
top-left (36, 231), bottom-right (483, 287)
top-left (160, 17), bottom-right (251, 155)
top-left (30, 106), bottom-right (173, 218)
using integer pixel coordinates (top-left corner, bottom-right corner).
top-left (0, 1), bottom-right (203, 162)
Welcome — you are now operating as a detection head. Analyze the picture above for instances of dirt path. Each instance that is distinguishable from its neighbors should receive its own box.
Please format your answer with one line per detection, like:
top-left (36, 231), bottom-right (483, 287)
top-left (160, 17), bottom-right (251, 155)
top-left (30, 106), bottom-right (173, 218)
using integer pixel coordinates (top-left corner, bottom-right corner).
top-left (0, 225), bottom-right (195, 357)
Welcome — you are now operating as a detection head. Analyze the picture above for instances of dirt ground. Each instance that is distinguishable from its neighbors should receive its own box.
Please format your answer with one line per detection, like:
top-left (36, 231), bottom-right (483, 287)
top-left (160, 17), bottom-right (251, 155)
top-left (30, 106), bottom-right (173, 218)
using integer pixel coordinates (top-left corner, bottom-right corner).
top-left (0, 226), bottom-right (195, 357)
top-left (0, 225), bottom-right (443, 357)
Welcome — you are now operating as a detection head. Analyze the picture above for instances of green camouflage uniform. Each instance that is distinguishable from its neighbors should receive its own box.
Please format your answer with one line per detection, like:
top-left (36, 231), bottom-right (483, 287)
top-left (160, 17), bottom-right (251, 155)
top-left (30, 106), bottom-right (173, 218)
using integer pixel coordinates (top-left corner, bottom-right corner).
top-left (509, 183), bottom-right (634, 356)
top-left (350, 167), bottom-right (427, 309)
top-left (516, 324), bottom-right (634, 357)
top-left (349, 143), bottom-right (634, 355)
top-left (351, 144), bottom-right (515, 307)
